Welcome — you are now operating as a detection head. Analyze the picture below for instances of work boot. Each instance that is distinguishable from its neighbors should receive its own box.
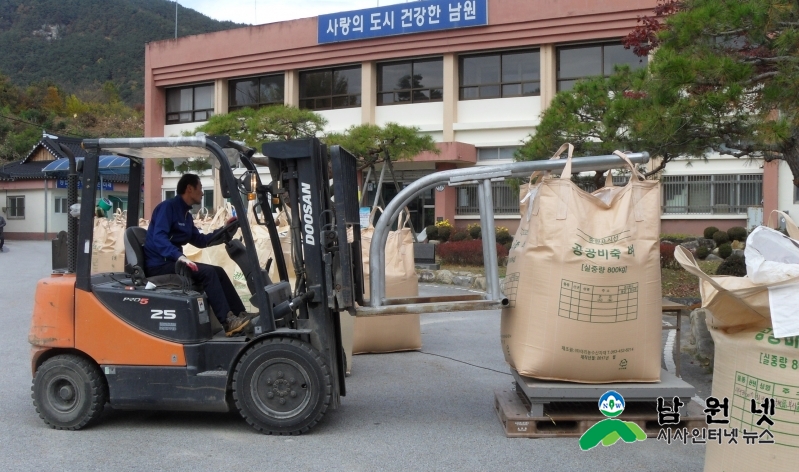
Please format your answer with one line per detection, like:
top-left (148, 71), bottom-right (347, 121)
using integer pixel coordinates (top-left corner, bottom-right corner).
top-left (225, 312), bottom-right (251, 336)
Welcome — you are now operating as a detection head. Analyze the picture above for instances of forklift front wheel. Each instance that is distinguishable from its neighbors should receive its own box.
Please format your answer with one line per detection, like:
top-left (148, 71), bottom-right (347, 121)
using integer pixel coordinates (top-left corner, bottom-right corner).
top-left (233, 337), bottom-right (332, 435)
top-left (31, 354), bottom-right (107, 430)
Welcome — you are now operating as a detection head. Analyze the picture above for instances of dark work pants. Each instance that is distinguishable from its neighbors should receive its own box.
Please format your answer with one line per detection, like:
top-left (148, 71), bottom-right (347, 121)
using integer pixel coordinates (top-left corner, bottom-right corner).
top-left (147, 262), bottom-right (245, 323)
top-left (0, 230), bottom-right (3, 249)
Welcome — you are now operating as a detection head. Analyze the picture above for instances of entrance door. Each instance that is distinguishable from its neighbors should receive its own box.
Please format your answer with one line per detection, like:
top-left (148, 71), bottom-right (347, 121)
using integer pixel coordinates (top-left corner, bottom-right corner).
top-left (365, 182), bottom-right (435, 231)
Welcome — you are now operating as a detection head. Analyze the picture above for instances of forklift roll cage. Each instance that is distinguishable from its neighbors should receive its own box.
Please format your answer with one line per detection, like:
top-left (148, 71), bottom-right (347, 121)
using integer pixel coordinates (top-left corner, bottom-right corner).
top-left (80, 137), bottom-right (282, 326)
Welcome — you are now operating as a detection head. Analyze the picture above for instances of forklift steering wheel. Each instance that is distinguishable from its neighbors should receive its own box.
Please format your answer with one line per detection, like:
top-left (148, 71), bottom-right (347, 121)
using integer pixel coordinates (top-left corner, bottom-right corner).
top-left (206, 219), bottom-right (240, 247)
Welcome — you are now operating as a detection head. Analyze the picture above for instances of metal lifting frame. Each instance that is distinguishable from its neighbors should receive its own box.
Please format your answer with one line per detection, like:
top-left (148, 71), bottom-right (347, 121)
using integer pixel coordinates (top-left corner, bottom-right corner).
top-left (358, 152), bottom-right (650, 317)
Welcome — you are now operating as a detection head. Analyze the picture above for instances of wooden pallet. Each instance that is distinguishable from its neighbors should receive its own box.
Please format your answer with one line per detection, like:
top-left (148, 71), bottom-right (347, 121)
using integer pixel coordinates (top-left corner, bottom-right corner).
top-left (494, 388), bottom-right (706, 438)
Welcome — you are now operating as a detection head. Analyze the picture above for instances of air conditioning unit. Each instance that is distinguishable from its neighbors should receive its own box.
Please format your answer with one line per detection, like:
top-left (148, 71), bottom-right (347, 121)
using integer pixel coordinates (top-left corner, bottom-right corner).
top-left (747, 206), bottom-right (764, 232)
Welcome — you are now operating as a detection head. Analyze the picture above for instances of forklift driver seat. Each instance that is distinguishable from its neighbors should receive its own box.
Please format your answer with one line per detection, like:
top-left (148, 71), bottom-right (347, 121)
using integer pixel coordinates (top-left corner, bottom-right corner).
top-left (124, 227), bottom-right (149, 285)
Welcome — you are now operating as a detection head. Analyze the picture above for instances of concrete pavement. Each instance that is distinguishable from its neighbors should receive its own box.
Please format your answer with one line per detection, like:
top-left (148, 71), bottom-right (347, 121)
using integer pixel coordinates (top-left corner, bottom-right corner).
top-left (0, 241), bottom-right (706, 471)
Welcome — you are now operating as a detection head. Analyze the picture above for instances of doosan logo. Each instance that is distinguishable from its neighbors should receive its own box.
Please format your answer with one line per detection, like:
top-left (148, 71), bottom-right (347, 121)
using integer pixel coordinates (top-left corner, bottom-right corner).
top-left (301, 182), bottom-right (315, 245)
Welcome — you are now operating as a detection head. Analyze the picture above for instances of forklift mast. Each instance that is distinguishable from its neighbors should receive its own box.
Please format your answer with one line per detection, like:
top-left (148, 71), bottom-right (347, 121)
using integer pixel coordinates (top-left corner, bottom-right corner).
top-left (261, 138), bottom-right (364, 405)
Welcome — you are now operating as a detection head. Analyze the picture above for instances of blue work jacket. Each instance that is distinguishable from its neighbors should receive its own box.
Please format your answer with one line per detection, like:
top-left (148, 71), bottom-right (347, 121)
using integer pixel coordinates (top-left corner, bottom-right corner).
top-left (143, 196), bottom-right (220, 268)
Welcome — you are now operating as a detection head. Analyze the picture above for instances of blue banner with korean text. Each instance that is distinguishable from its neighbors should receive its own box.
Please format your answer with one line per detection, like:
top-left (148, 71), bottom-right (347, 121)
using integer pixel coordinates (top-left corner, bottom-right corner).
top-left (318, 0), bottom-right (488, 44)
top-left (56, 179), bottom-right (114, 191)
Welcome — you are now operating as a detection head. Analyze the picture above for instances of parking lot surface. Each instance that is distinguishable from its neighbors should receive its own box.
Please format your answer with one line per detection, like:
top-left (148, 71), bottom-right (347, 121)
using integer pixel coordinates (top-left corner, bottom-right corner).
top-left (0, 241), bottom-right (706, 471)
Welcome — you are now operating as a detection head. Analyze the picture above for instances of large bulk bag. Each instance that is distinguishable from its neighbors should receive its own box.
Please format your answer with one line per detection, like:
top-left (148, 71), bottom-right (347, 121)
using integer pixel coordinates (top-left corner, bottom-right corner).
top-left (352, 209), bottom-right (421, 355)
top-left (501, 145), bottom-right (662, 383)
top-left (675, 241), bottom-right (799, 471)
top-left (91, 210), bottom-right (144, 274)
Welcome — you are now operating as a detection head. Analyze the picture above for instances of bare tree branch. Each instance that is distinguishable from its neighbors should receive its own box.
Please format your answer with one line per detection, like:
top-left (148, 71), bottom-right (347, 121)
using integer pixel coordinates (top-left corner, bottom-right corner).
top-left (748, 71), bottom-right (779, 83)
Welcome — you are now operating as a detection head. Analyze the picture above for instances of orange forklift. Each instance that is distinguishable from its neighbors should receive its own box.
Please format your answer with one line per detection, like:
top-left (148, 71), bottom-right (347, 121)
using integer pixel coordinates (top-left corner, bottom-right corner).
top-left (29, 135), bottom-right (648, 436)
top-left (29, 136), bottom-right (365, 434)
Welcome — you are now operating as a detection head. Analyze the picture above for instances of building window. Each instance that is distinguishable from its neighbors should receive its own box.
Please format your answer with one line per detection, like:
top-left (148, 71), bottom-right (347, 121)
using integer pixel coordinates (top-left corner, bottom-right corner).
top-left (229, 74), bottom-right (284, 111)
top-left (477, 146), bottom-right (519, 161)
top-left (166, 84), bottom-right (215, 124)
top-left (557, 42), bottom-right (647, 91)
top-left (662, 174), bottom-right (762, 215)
top-left (456, 182), bottom-right (519, 215)
top-left (6, 196), bottom-right (24, 219)
top-left (299, 66), bottom-right (361, 110)
top-left (203, 189), bottom-right (214, 212)
top-left (460, 50), bottom-right (540, 100)
top-left (378, 58), bottom-right (443, 105)
top-left (54, 197), bottom-right (68, 214)
top-left (164, 190), bottom-right (176, 201)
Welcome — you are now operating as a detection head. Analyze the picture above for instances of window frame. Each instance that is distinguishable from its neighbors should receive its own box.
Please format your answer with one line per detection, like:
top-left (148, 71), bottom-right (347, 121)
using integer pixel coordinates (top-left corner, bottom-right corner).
top-left (299, 65), bottom-right (362, 111)
top-left (459, 49), bottom-right (541, 101)
top-left (456, 181), bottom-right (520, 216)
top-left (476, 146), bottom-right (519, 162)
top-left (661, 174), bottom-right (762, 215)
top-left (556, 41), bottom-right (647, 92)
top-left (203, 189), bottom-right (214, 212)
top-left (165, 83), bottom-right (215, 125)
top-left (6, 196), bottom-right (25, 219)
top-left (377, 57), bottom-right (444, 106)
top-left (54, 197), bottom-right (68, 214)
top-left (228, 73), bottom-right (285, 111)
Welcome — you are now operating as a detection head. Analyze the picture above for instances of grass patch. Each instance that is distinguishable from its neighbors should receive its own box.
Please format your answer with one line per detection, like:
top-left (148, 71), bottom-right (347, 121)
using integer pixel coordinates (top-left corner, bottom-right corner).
top-left (662, 260), bottom-right (721, 298)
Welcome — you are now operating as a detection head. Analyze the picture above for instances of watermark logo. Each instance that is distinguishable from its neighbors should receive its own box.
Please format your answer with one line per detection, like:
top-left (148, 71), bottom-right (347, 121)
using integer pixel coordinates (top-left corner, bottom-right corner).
top-left (579, 390), bottom-right (647, 451)
top-left (599, 390), bottom-right (625, 417)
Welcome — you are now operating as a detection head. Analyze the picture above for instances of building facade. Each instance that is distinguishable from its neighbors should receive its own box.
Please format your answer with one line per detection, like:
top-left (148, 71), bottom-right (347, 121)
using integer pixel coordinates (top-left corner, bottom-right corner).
top-left (0, 134), bottom-right (130, 240)
top-left (143, 0), bottom-right (779, 235)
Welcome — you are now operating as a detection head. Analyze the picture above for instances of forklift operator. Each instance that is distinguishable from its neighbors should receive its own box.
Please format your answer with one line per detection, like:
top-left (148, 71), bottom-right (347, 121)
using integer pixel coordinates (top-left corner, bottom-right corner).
top-left (143, 173), bottom-right (252, 336)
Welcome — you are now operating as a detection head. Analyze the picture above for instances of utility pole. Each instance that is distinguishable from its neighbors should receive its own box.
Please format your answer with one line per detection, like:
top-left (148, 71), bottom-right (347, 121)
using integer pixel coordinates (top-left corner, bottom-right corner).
top-left (175, 0), bottom-right (178, 39)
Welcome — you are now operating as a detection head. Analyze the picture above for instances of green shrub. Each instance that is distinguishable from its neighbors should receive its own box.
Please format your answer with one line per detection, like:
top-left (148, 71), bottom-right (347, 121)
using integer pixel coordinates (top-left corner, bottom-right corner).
top-left (716, 254), bottom-right (746, 277)
top-left (696, 246), bottom-right (710, 260)
top-left (718, 242), bottom-right (733, 259)
top-left (660, 233), bottom-right (695, 242)
top-left (704, 226), bottom-right (720, 239)
top-left (496, 227), bottom-right (513, 245)
top-left (660, 233), bottom-right (696, 244)
top-left (727, 226), bottom-right (747, 242)
top-left (467, 223), bottom-right (482, 239)
top-left (450, 230), bottom-right (470, 242)
top-left (713, 231), bottom-right (730, 245)
top-left (437, 225), bottom-right (452, 242)
top-left (435, 219), bottom-right (453, 229)
top-left (425, 225), bottom-right (439, 241)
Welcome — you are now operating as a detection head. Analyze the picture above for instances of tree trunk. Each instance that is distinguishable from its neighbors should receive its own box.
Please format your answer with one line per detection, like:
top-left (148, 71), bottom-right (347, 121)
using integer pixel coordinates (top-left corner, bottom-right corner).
top-left (592, 170), bottom-right (607, 190)
top-left (782, 129), bottom-right (799, 188)
top-left (384, 154), bottom-right (417, 238)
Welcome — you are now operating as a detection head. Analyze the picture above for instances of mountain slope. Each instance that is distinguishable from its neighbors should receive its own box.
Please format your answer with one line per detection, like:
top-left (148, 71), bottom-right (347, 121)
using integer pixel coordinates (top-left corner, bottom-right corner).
top-left (0, 0), bottom-right (241, 105)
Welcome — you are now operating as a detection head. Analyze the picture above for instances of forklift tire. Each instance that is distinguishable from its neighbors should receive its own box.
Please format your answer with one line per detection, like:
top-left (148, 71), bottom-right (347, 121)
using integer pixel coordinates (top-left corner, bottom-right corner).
top-left (232, 337), bottom-right (332, 435)
top-left (31, 354), bottom-right (107, 430)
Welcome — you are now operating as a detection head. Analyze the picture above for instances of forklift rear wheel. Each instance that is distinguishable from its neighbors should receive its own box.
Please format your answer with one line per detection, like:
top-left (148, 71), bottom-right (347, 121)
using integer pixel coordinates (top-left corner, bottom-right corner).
top-left (233, 337), bottom-right (332, 435)
top-left (32, 354), bottom-right (107, 430)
